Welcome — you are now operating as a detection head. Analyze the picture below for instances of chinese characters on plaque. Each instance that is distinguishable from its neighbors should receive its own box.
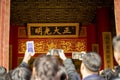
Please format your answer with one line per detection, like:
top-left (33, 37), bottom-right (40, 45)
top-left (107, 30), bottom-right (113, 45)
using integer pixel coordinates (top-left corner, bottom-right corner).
top-left (27, 23), bottom-right (79, 38)
top-left (102, 32), bottom-right (113, 69)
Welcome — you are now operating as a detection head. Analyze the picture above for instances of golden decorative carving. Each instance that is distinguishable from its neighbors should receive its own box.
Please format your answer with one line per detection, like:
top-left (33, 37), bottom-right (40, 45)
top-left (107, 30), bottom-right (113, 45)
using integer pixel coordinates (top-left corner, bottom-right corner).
top-left (75, 40), bottom-right (87, 51)
top-left (34, 41), bottom-right (44, 53)
top-left (47, 42), bottom-right (57, 50)
top-left (18, 38), bottom-right (87, 53)
top-left (60, 41), bottom-right (72, 52)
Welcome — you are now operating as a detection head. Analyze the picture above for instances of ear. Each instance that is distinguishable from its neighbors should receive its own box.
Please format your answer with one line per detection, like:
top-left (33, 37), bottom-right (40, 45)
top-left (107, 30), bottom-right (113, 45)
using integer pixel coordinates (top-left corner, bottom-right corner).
top-left (118, 56), bottom-right (120, 65)
top-left (80, 62), bottom-right (84, 73)
top-left (32, 67), bottom-right (37, 79)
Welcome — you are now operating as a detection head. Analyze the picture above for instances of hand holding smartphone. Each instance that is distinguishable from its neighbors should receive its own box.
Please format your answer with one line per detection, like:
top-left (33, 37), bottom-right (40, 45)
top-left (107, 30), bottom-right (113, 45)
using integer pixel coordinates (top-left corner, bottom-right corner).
top-left (26, 41), bottom-right (35, 56)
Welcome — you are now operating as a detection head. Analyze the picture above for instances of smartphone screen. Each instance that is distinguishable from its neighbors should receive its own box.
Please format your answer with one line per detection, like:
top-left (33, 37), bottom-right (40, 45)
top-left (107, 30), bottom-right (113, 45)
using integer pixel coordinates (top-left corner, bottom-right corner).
top-left (26, 41), bottom-right (35, 56)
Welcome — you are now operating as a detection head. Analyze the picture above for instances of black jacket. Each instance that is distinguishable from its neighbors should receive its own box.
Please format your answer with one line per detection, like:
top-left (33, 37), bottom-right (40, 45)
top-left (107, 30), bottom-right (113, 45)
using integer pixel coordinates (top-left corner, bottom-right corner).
top-left (63, 58), bottom-right (81, 80)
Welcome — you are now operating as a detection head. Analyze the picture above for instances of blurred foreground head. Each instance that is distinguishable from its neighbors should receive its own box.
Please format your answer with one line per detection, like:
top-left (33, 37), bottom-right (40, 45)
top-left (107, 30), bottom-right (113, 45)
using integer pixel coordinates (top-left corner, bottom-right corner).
top-left (100, 68), bottom-right (117, 80)
top-left (0, 66), bottom-right (7, 80)
top-left (4, 65), bottom-right (31, 80)
top-left (31, 55), bottom-right (67, 80)
top-left (113, 35), bottom-right (120, 65)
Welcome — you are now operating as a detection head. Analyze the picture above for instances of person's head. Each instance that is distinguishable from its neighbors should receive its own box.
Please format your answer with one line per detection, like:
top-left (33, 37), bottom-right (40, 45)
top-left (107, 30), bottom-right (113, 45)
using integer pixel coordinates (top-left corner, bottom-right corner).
top-left (100, 68), bottom-right (117, 80)
top-left (10, 67), bottom-right (31, 80)
top-left (80, 52), bottom-right (102, 77)
top-left (31, 55), bottom-right (67, 80)
top-left (57, 66), bottom-right (68, 80)
top-left (0, 66), bottom-right (7, 80)
top-left (113, 35), bottom-right (120, 65)
top-left (4, 70), bottom-right (13, 80)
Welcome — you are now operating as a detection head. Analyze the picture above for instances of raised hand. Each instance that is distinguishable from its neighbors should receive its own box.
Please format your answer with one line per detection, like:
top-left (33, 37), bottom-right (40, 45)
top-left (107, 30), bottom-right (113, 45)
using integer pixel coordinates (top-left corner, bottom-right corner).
top-left (58, 49), bottom-right (67, 61)
top-left (23, 50), bottom-right (32, 64)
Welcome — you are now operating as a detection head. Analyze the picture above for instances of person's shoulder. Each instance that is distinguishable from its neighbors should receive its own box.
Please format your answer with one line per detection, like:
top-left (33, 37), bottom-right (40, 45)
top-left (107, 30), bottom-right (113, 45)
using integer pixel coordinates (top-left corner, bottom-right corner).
top-left (112, 77), bottom-right (120, 80)
top-left (99, 76), bottom-right (105, 80)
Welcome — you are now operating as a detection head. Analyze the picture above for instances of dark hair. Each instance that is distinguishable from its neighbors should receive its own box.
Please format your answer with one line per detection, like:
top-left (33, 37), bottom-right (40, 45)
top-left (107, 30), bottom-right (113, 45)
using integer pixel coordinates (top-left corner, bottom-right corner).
top-left (100, 68), bottom-right (117, 80)
top-left (31, 55), bottom-right (67, 80)
top-left (113, 35), bottom-right (120, 52)
top-left (0, 66), bottom-right (7, 80)
top-left (4, 70), bottom-right (13, 80)
top-left (82, 52), bottom-right (102, 72)
top-left (58, 66), bottom-right (67, 80)
top-left (11, 67), bottom-right (31, 80)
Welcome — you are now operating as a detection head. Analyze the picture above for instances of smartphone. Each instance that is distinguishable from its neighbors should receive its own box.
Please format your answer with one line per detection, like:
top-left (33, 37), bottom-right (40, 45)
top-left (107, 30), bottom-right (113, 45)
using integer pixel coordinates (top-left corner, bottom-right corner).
top-left (49, 49), bottom-right (63, 56)
top-left (72, 52), bottom-right (79, 59)
top-left (26, 41), bottom-right (35, 56)
top-left (72, 52), bottom-right (85, 60)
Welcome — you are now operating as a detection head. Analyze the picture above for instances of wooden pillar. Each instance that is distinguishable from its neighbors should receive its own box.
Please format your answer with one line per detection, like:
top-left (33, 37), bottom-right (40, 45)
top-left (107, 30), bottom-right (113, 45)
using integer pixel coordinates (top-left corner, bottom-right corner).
top-left (0, 0), bottom-right (10, 70)
top-left (114, 0), bottom-right (120, 35)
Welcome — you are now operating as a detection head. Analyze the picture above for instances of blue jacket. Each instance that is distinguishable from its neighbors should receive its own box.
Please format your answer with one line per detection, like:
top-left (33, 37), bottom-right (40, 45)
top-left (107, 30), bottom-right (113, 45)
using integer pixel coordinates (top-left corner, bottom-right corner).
top-left (83, 74), bottom-right (104, 80)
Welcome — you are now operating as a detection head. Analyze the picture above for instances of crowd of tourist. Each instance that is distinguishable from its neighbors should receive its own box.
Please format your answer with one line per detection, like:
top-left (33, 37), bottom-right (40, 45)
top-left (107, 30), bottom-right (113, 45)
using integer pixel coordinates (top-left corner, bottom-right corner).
top-left (0, 35), bottom-right (120, 80)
